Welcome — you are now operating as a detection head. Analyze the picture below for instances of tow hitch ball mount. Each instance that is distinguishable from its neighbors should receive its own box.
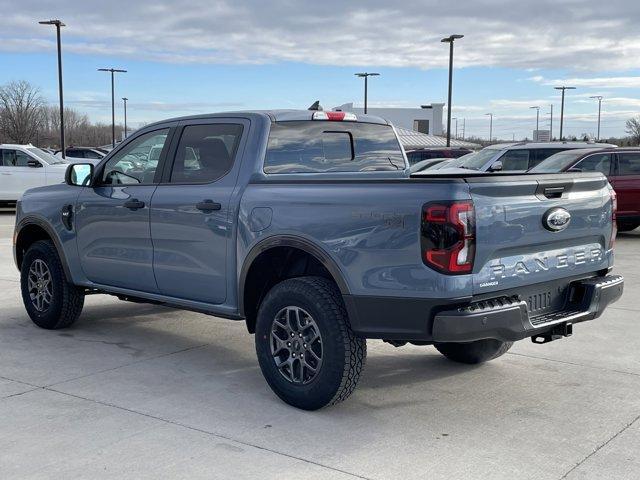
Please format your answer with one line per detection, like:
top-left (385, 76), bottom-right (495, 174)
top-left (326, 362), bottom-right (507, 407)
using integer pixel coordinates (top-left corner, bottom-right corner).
top-left (531, 322), bottom-right (573, 344)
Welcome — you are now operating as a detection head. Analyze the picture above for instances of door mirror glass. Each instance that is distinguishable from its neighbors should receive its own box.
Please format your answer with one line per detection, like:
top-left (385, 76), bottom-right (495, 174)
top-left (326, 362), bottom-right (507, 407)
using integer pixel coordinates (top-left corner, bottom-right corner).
top-left (66, 163), bottom-right (94, 186)
top-left (489, 160), bottom-right (503, 172)
top-left (27, 159), bottom-right (42, 168)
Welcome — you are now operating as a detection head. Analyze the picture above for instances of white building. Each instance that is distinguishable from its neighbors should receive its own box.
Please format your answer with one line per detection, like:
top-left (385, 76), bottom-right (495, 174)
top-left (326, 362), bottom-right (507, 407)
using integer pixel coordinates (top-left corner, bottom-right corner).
top-left (333, 103), bottom-right (444, 136)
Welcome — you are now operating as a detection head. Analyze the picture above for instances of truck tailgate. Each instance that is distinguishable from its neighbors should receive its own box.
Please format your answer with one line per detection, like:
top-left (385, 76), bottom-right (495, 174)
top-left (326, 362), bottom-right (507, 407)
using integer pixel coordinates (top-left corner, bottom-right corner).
top-left (467, 173), bottom-right (613, 296)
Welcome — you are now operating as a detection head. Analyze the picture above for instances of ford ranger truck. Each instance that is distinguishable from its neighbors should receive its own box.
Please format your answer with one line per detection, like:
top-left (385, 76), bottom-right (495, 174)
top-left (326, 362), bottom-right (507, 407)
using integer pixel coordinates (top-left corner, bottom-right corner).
top-left (13, 110), bottom-right (623, 410)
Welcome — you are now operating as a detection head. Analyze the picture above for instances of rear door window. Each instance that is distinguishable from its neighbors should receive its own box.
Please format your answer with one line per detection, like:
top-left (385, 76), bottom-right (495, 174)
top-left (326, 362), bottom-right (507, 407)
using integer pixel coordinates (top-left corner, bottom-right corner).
top-left (1, 149), bottom-right (32, 167)
top-left (574, 153), bottom-right (612, 175)
top-left (499, 149), bottom-right (530, 170)
top-left (264, 121), bottom-right (405, 173)
top-left (529, 148), bottom-right (566, 167)
top-left (618, 153), bottom-right (640, 175)
top-left (168, 123), bottom-right (244, 184)
top-left (84, 150), bottom-right (103, 159)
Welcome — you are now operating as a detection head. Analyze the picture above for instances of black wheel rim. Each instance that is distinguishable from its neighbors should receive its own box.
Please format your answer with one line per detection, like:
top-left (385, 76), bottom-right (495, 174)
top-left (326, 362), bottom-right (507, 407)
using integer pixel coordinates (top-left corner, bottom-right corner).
top-left (28, 259), bottom-right (53, 313)
top-left (270, 306), bottom-right (323, 385)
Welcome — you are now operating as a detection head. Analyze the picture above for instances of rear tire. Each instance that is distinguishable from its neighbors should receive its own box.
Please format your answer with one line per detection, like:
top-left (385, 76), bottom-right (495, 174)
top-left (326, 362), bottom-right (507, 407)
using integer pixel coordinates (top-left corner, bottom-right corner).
top-left (255, 276), bottom-right (366, 410)
top-left (434, 339), bottom-right (512, 364)
top-left (617, 221), bottom-right (639, 232)
top-left (20, 240), bottom-right (85, 330)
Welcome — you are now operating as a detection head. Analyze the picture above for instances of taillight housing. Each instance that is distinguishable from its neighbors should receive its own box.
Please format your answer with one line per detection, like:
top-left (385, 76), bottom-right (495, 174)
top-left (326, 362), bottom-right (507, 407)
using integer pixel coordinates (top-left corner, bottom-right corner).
top-left (421, 201), bottom-right (476, 274)
top-left (610, 187), bottom-right (617, 248)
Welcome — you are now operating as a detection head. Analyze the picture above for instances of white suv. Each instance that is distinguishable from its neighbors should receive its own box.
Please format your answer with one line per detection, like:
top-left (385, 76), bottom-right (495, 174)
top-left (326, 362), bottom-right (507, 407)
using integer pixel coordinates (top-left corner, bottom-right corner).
top-left (0, 144), bottom-right (69, 204)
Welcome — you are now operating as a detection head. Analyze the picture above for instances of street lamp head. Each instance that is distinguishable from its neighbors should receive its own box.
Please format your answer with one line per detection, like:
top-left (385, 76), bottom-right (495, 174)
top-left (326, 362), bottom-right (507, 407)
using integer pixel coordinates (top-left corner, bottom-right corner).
top-left (530, 106), bottom-right (540, 110)
top-left (98, 68), bottom-right (128, 73)
top-left (122, 97), bottom-right (128, 101)
top-left (590, 95), bottom-right (603, 100)
top-left (354, 72), bottom-right (380, 77)
top-left (554, 86), bottom-right (576, 90)
top-left (485, 113), bottom-right (492, 116)
top-left (441, 34), bottom-right (464, 42)
top-left (39, 19), bottom-right (65, 26)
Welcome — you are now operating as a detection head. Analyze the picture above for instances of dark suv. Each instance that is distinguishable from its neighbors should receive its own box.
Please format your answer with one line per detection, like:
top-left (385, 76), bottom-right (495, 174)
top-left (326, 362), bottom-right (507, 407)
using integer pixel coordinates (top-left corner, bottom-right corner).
top-left (405, 148), bottom-right (471, 166)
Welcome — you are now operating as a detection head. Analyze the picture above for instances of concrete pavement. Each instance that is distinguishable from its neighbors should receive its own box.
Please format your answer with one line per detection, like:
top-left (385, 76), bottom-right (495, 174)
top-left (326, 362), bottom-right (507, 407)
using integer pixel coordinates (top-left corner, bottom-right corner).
top-left (0, 211), bottom-right (638, 479)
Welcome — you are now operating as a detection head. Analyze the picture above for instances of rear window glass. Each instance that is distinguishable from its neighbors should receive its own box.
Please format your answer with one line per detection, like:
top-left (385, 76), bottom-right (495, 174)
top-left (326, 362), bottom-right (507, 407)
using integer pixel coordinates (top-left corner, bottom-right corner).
top-left (264, 121), bottom-right (405, 174)
top-left (618, 153), bottom-right (640, 175)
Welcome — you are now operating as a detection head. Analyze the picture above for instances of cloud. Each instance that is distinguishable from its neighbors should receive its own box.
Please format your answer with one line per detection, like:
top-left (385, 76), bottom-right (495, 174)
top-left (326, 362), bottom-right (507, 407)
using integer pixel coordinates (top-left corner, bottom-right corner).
top-left (530, 76), bottom-right (640, 88)
top-left (1, 0), bottom-right (640, 71)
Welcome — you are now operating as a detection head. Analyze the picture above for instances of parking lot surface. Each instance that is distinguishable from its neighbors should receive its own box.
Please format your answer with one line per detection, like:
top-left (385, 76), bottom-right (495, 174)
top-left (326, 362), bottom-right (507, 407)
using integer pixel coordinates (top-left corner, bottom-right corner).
top-left (0, 210), bottom-right (639, 479)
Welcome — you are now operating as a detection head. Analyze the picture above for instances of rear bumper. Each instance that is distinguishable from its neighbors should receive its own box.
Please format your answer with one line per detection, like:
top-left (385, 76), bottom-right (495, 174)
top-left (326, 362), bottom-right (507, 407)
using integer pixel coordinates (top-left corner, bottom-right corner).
top-left (344, 274), bottom-right (623, 343)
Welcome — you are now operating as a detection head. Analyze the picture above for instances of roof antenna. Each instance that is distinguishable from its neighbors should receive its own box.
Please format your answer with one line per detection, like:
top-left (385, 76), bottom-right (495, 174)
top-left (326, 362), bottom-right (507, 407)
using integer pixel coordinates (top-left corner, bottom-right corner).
top-left (308, 101), bottom-right (323, 111)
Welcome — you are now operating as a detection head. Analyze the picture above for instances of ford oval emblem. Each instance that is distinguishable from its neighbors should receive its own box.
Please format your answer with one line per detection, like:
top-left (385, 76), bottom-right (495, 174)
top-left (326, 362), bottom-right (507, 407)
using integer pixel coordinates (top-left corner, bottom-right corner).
top-left (543, 207), bottom-right (571, 232)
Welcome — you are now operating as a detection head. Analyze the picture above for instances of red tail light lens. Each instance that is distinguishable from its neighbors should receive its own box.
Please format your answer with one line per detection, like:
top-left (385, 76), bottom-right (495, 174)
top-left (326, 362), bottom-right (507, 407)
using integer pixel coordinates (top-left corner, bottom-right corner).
top-left (421, 201), bottom-right (475, 274)
top-left (610, 187), bottom-right (617, 248)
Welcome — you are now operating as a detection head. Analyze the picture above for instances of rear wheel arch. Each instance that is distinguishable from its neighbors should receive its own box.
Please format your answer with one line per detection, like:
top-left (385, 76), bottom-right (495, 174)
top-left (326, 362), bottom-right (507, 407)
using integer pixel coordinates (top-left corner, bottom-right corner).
top-left (239, 236), bottom-right (350, 334)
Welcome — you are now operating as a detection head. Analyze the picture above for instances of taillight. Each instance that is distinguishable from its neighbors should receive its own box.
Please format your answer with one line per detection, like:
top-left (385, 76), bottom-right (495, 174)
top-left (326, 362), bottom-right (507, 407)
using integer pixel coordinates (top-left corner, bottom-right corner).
top-left (421, 201), bottom-right (476, 274)
top-left (610, 188), bottom-right (617, 248)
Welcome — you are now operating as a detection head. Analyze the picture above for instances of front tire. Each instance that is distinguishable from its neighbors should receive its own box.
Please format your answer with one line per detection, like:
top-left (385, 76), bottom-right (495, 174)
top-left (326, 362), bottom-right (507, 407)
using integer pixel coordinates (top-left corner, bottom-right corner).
top-left (20, 240), bottom-right (85, 330)
top-left (255, 276), bottom-right (366, 410)
top-left (434, 339), bottom-right (512, 364)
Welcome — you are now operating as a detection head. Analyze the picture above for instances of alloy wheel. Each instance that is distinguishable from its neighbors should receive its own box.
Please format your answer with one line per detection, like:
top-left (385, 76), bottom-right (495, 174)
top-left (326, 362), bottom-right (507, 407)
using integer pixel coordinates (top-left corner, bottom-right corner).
top-left (270, 306), bottom-right (323, 384)
top-left (28, 259), bottom-right (53, 312)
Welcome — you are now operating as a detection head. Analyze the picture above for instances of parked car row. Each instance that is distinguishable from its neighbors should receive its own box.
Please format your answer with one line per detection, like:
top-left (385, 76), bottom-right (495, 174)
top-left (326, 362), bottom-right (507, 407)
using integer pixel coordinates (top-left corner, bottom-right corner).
top-left (411, 141), bottom-right (639, 232)
top-left (0, 144), bottom-right (69, 206)
top-left (1, 143), bottom-right (137, 204)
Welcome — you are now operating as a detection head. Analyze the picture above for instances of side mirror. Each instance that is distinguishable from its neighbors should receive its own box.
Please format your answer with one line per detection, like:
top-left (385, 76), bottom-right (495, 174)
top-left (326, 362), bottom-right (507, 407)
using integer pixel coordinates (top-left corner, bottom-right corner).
top-left (489, 160), bottom-right (503, 172)
top-left (27, 159), bottom-right (42, 168)
top-left (66, 163), bottom-right (94, 187)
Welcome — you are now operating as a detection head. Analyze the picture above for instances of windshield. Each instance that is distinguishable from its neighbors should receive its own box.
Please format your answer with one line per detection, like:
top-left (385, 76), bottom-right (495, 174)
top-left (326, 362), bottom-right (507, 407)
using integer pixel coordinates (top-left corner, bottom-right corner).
top-left (529, 150), bottom-right (592, 173)
top-left (459, 148), bottom-right (502, 170)
top-left (27, 147), bottom-right (67, 165)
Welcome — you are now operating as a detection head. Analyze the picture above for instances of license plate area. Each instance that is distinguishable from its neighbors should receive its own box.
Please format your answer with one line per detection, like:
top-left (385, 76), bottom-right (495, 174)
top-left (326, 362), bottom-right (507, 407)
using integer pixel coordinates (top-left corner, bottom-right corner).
top-left (522, 283), bottom-right (571, 318)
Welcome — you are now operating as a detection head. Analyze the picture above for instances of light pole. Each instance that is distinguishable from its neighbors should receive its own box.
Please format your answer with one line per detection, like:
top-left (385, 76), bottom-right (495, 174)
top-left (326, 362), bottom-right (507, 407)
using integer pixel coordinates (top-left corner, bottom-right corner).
top-left (530, 106), bottom-right (540, 140)
top-left (441, 34), bottom-right (464, 147)
top-left (549, 104), bottom-right (553, 140)
top-left (590, 95), bottom-right (603, 140)
top-left (122, 97), bottom-right (128, 139)
top-left (452, 117), bottom-right (458, 139)
top-left (98, 68), bottom-right (127, 148)
top-left (485, 113), bottom-right (493, 141)
top-left (354, 72), bottom-right (380, 114)
top-left (554, 86), bottom-right (576, 140)
top-left (39, 19), bottom-right (66, 158)
top-left (461, 118), bottom-right (466, 140)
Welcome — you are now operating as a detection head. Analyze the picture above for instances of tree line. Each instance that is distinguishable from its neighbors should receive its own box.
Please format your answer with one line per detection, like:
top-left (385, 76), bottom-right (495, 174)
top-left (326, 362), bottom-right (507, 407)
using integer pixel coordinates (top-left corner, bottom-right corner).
top-left (0, 80), bottom-right (124, 149)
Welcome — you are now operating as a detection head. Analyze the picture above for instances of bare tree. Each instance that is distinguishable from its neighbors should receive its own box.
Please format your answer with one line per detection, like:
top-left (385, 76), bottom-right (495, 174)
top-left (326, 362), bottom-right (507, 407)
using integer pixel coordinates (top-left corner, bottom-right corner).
top-left (0, 80), bottom-right (45, 144)
top-left (626, 116), bottom-right (640, 145)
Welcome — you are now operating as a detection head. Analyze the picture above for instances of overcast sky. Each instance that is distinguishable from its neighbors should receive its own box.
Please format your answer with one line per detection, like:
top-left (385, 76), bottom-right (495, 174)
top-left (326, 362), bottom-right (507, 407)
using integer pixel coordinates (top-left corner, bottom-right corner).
top-left (1, 0), bottom-right (639, 139)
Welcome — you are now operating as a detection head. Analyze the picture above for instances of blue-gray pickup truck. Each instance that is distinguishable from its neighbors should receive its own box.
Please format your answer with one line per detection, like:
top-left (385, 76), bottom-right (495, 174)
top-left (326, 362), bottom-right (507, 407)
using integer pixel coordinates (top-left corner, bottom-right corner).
top-left (13, 109), bottom-right (623, 410)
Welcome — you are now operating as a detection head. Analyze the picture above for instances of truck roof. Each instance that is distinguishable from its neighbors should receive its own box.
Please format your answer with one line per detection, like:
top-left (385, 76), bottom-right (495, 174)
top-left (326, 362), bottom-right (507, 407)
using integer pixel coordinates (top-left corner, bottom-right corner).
top-left (142, 109), bottom-right (390, 129)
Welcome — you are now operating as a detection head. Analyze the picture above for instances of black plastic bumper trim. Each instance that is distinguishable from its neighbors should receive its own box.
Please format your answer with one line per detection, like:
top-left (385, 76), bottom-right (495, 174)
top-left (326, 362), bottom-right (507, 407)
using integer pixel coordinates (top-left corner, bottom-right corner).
top-left (431, 275), bottom-right (623, 343)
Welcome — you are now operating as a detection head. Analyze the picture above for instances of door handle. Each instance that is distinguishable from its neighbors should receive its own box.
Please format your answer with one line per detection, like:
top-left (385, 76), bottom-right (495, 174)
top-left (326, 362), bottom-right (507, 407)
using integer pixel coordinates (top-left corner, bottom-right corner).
top-left (123, 199), bottom-right (145, 210)
top-left (196, 199), bottom-right (221, 212)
